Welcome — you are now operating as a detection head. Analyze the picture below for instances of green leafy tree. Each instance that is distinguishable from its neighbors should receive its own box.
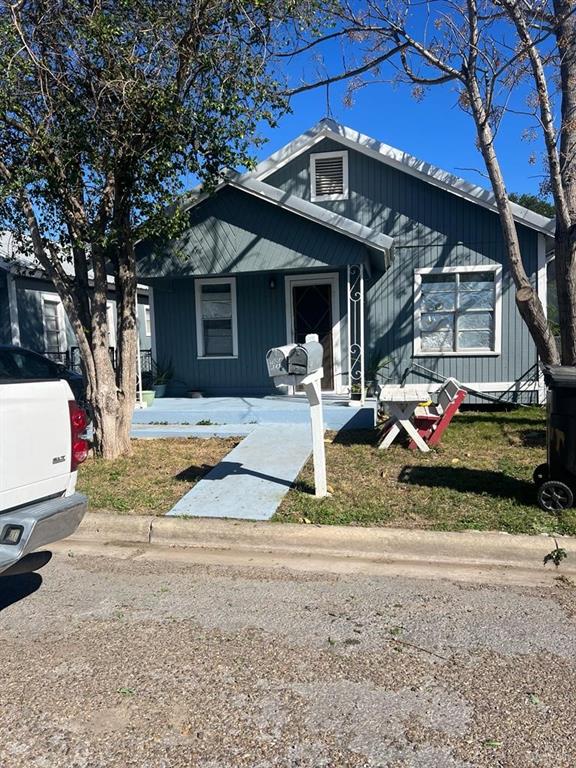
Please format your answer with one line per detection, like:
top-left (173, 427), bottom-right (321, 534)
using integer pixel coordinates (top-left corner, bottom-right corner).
top-left (509, 193), bottom-right (555, 219)
top-left (0, 0), bottom-right (313, 458)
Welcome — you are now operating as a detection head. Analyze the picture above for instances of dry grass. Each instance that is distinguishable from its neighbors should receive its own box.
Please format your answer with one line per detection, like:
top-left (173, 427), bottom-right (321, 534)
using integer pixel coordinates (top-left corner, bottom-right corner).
top-left (77, 438), bottom-right (237, 515)
top-left (276, 408), bottom-right (576, 536)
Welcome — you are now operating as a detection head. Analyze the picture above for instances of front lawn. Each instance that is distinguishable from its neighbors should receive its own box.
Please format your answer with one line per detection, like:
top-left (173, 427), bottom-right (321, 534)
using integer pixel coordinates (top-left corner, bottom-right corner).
top-left (77, 438), bottom-right (238, 515)
top-left (276, 408), bottom-right (576, 536)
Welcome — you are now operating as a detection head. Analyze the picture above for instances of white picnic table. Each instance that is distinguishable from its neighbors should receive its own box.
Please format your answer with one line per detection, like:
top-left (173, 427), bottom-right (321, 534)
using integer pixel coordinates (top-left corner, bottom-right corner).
top-left (377, 385), bottom-right (432, 452)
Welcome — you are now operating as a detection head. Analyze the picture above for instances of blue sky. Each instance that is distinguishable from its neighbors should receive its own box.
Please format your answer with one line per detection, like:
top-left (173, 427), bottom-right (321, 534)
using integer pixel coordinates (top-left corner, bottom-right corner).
top-left (252, 58), bottom-right (548, 199)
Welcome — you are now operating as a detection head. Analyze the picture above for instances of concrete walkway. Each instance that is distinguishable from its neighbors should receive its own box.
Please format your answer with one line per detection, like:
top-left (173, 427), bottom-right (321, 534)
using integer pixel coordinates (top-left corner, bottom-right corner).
top-left (168, 425), bottom-right (312, 520)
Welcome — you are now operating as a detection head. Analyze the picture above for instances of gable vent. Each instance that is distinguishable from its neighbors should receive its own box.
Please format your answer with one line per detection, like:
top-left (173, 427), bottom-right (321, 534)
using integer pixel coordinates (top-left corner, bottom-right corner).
top-left (311, 151), bottom-right (348, 201)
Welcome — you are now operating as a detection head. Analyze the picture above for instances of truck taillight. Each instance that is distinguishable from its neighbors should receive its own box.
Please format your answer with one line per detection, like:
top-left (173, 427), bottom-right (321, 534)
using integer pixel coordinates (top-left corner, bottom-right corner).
top-left (69, 401), bottom-right (89, 471)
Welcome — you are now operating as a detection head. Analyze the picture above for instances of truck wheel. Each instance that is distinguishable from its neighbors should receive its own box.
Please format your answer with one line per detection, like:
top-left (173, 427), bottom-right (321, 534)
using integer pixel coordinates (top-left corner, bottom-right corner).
top-left (533, 463), bottom-right (549, 487)
top-left (537, 480), bottom-right (574, 512)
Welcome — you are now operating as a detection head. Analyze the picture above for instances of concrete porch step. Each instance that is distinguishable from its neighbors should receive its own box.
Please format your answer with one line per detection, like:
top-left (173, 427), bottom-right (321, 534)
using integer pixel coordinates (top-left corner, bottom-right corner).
top-left (132, 396), bottom-right (375, 431)
top-left (131, 424), bottom-right (256, 439)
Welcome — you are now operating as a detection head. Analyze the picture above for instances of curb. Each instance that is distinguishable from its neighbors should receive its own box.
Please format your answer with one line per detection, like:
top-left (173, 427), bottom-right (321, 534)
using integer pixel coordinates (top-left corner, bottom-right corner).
top-left (69, 512), bottom-right (576, 574)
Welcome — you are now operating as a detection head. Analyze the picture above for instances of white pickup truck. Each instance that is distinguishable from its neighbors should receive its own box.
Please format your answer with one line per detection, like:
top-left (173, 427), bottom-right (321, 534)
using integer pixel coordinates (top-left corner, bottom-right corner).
top-left (0, 347), bottom-right (88, 577)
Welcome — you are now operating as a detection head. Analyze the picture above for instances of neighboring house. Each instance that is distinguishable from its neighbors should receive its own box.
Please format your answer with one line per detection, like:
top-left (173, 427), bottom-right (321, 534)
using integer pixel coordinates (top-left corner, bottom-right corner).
top-left (136, 119), bottom-right (554, 402)
top-left (0, 233), bottom-right (152, 367)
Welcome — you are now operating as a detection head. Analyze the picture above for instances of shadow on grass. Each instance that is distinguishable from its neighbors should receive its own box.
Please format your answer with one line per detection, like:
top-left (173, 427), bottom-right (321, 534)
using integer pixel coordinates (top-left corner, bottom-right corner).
top-left (399, 465), bottom-right (535, 504)
top-left (174, 464), bottom-right (216, 482)
top-left (518, 429), bottom-right (546, 448)
top-left (455, 411), bottom-right (545, 427)
top-left (332, 429), bottom-right (380, 447)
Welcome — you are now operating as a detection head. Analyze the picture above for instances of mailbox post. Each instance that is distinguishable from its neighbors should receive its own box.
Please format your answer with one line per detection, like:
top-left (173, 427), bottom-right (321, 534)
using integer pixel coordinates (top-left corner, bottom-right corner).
top-left (266, 334), bottom-right (327, 498)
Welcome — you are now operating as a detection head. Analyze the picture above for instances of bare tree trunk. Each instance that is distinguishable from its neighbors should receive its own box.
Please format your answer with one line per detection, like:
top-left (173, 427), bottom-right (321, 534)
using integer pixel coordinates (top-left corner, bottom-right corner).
top-left (466, 74), bottom-right (560, 365)
top-left (553, 0), bottom-right (576, 365)
top-left (114, 215), bottom-right (138, 457)
top-left (89, 245), bottom-right (123, 459)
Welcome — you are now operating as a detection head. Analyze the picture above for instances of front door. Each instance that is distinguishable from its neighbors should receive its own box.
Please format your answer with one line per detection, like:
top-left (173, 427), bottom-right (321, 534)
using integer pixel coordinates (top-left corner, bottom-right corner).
top-left (291, 282), bottom-right (334, 390)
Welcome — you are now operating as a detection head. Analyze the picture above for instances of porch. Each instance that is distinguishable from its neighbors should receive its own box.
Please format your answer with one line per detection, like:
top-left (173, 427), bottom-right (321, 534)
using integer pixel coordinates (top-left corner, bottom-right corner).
top-left (131, 394), bottom-right (376, 438)
top-left (136, 180), bottom-right (394, 402)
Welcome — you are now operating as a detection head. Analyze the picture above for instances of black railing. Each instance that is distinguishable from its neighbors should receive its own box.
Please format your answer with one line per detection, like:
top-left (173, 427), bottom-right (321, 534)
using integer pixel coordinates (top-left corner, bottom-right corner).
top-left (56, 347), bottom-right (153, 382)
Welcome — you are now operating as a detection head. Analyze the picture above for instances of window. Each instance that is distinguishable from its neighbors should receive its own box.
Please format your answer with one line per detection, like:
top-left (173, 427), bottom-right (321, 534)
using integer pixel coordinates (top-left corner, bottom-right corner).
top-left (310, 151), bottom-right (348, 202)
top-left (144, 305), bottom-right (151, 336)
top-left (195, 278), bottom-right (238, 358)
top-left (41, 295), bottom-right (66, 355)
top-left (414, 266), bottom-right (501, 356)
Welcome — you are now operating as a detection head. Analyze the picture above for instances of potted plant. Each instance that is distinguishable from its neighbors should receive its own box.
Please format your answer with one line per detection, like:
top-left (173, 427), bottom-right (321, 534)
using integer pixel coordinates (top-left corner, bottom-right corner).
top-left (152, 358), bottom-right (173, 398)
top-left (349, 382), bottom-right (363, 403)
top-left (366, 354), bottom-right (390, 397)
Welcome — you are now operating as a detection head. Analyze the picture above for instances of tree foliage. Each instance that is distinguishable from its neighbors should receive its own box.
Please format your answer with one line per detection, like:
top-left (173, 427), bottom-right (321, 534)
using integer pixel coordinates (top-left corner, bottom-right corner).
top-left (0, 0), bottom-right (316, 457)
top-left (509, 193), bottom-right (555, 219)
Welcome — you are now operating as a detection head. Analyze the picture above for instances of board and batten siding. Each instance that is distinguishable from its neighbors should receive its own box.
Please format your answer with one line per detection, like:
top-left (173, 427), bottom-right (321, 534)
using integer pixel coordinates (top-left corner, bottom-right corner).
top-left (0, 271), bottom-right (12, 345)
top-left (137, 186), bottom-right (370, 280)
top-left (13, 276), bottom-right (151, 355)
top-left (266, 137), bottom-right (540, 392)
top-left (150, 269), bottom-right (349, 396)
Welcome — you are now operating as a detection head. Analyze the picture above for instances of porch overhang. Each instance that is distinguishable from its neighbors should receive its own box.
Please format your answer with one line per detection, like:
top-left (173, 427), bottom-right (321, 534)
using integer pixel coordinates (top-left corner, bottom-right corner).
top-left (136, 181), bottom-right (393, 280)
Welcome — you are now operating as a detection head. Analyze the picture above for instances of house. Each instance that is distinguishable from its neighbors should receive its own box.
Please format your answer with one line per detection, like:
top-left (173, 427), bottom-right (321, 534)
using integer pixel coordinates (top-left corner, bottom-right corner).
top-left (0, 232), bottom-right (152, 368)
top-left (136, 119), bottom-right (554, 403)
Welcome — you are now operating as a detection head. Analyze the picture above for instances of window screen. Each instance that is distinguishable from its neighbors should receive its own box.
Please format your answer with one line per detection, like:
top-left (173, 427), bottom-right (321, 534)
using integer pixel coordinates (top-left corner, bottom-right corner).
top-left (43, 298), bottom-right (63, 354)
top-left (199, 282), bottom-right (234, 357)
top-left (419, 270), bottom-right (496, 353)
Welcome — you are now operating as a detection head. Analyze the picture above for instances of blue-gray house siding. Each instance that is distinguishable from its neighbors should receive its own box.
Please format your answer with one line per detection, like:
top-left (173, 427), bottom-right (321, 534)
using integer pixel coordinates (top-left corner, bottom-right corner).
top-left (3, 272), bottom-right (151, 357)
top-left (138, 126), bottom-right (547, 401)
top-left (0, 270), bottom-right (12, 345)
top-left (265, 137), bottom-right (541, 392)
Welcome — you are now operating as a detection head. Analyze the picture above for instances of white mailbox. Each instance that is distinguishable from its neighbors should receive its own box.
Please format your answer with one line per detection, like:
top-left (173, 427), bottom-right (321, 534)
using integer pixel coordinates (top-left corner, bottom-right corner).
top-left (266, 344), bottom-right (298, 379)
top-left (265, 334), bottom-right (327, 498)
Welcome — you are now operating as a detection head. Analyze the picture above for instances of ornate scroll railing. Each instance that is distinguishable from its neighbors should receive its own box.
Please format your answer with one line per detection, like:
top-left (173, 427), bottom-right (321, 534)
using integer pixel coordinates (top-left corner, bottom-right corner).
top-left (347, 264), bottom-right (365, 403)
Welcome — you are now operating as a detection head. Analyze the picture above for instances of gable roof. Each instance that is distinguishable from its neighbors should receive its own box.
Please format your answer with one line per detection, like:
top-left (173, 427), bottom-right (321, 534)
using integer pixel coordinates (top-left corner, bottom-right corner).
top-left (176, 174), bottom-right (394, 268)
top-left (230, 176), bottom-right (393, 262)
top-left (249, 119), bottom-right (555, 237)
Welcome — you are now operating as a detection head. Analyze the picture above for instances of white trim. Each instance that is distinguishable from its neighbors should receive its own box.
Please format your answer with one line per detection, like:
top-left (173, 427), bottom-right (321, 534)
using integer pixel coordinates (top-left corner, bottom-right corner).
top-left (250, 120), bottom-right (554, 236)
top-left (106, 301), bottom-right (117, 350)
top-left (144, 305), bottom-right (152, 337)
top-left (40, 292), bottom-right (67, 354)
top-left (7, 273), bottom-right (20, 345)
top-left (195, 277), bottom-right (238, 359)
top-left (174, 175), bottom-right (393, 261)
top-left (284, 272), bottom-right (343, 394)
top-left (229, 177), bottom-right (393, 256)
top-left (536, 233), bottom-right (548, 405)
top-left (413, 264), bottom-right (502, 357)
top-left (310, 150), bottom-right (349, 202)
top-left (428, 380), bottom-right (539, 393)
top-left (149, 287), bottom-right (157, 361)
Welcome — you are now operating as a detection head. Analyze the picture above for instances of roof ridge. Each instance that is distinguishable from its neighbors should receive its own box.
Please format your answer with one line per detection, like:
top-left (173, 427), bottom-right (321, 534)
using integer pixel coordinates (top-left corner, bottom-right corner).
top-left (247, 120), bottom-right (554, 236)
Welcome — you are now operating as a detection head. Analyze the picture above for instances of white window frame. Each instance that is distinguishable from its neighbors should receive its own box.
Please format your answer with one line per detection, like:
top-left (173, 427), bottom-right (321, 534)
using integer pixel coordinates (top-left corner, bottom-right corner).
top-left (106, 301), bottom-right (117, 349)
top-left (414, 265), bottom-right (502, 357)
top-left (41, 293), bottom-right (67, 354)
top-left (144, 305), bottom-right (151, 337)
top-left (195, 277), bottom-right (238, 359)
top-left (310, 150), bottom-right (349, 202)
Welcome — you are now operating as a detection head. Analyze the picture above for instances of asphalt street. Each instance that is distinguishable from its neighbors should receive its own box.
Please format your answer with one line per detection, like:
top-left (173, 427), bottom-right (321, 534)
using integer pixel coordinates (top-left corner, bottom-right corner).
top-left (0, 547), bottom-right (575, 767)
